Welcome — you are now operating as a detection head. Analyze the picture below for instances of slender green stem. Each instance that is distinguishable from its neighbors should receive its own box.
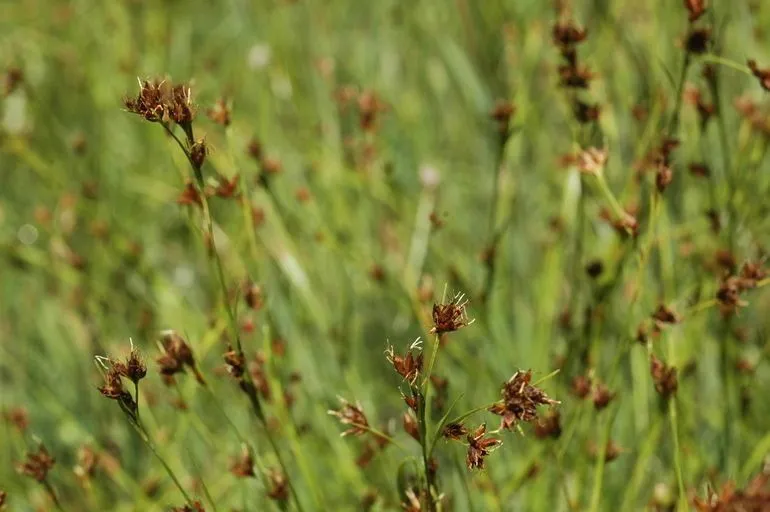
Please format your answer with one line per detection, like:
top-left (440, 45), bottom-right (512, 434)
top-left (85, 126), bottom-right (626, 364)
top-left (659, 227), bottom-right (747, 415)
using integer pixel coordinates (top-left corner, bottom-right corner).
top-left (669, 398), bottom-right (687, 511)
top-left (43, 479), bottom-right (66, 512)
top-left (130, 419), bottom-right (193, 504)
top-left (698, 54), bottom-right (752, 75)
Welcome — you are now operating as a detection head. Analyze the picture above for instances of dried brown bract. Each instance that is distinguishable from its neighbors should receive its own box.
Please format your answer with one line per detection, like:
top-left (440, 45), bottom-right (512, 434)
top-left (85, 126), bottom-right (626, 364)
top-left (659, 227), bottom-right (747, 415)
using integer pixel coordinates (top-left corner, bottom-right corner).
top-left (430, 292), bottom-right (474, 334)
top-left (328, 398), bottom-right (369, 437)
top-left (650, 355), bottom-right (678, 398)
top-left (466, 424), bottom-right (502, 470)
top-left (489, 370), bottom-right (559, 431)
top-left (385, 339), bottom-right (423, 385)
top-left (17, 444), bottom-right (55, 482)
top-left (589, 440), bottom-right (623, 462)
top-left (748, 60), bottom-right (770, 91)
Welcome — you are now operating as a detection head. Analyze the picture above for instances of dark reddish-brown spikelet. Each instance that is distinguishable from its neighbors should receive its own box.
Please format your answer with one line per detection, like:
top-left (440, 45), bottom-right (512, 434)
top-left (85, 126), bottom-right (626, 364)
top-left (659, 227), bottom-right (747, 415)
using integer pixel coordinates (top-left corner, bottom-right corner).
top-left (97, 364), bottom-right (137, 416)
top-left (170, 501), bottom-right (205, 512)
top-left (123, 79), bottom-right (167, 122)
top-left (243, 281), bottom-right (264, 310)
top-left (685, 28), bottom-right (711, 54)
top-left (17, 444), bottom-right (55, 482)
top-left (552, 20), bottom-right (588, 48)
top-left (120, 347), bottom-right (147, 384)
top-left (266, 468), bottom-right (289, 503)
top-left (652, 304), bottom-right (681, 331)
top-left (571, 374), bottom-right (592, 399)
top-left (157, 331), bottom-right (205, 384)
top-left (466, 424), bottom-right (502, 470)
top-left (650, 355), bottom-right (678, 398)
top-left (589, 440), bottom-right (623, 462)
top-left (328, 398), bottom-right (369, 437)
top-left (592, 382), bottom-right (616, 410)
top-left (223, 344), bottom-right (246, 378)
top-left (575, 101), bottom-right (601, 124)
top-left (748, 60), bottom-right (770, 91)
top-left (2, 406), bottom-right (29, 432)
top-left (403, 411), bottom-right (420, 441)
top-left (229, 446), bottom-right (255, 478)
top-left (3, 66), bottom-right (23, 96)
top-left (490, 100), bottom-right (516, 135)
top-left (684, 0), bottom-right (706, 22)
top-left (442, 422), bottom-right (469, 440)
top-left (533, 410), bottom-right (562, 440)
top-left (207, 97), bottom-right (231, 126)
top-left (692, 470), bottom-right (770, 511)
top-left (357, 90), bottom-right (387, 132)
top-left (177, 181), bottom-right (202, 207)
top-left (385, 342), bottom-right (423, 384)
top-left (430, 292), bottom-right (474, 334)
top-left (190, 139), bottom-right (208, 169)
top-left (489, 370), bottom-right (559, 431)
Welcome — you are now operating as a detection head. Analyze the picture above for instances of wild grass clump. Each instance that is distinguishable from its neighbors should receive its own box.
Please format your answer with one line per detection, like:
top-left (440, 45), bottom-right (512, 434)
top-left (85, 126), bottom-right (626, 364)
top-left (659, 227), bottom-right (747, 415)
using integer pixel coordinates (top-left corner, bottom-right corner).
top-left (2, 1), bottom-right (770, 510)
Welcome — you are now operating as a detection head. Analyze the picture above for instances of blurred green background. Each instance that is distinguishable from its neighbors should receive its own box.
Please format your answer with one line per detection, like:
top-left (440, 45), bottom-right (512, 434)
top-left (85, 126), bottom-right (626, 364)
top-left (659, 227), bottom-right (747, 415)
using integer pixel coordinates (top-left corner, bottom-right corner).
top-left (2, 0), bottom-right (770, 510)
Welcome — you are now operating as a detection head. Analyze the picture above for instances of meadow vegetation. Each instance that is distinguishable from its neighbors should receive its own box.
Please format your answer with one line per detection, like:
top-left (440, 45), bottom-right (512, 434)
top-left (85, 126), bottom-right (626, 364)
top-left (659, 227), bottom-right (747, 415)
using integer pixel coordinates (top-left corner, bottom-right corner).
top-left (2, 0), bottom-right (770, 510)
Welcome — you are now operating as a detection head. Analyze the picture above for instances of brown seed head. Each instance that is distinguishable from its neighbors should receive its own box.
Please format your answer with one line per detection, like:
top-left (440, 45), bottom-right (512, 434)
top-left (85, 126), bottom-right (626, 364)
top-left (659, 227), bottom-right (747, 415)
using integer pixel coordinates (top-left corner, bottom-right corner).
top-left (650, 355), bottom-right (678, 398)
top-left (552, 20), bottom-right (588, 48)
top-left (190, 138), bottom-right (208, 169)
top-left (74, 445), bottom-right (99, 482)
top-left (17, 444), bottom-right (55, 482)
top-left (243, 281), bottom-right (264, 310)
top-left (2, 406), bottom-right (29, 432)
top-left (328, 398), bottom-right (369, 437)
top-left (571, 375), bottom-right (592, 399)
top-left (466, 424), bottom-right (502, 470)
top-left (489, 370), bottom-right (559, 431)
top-left (385, 339), bottom-right (423, 384)
top-left (442, 422), bottom-right (469, 441)
top-left (490, 100), bottom-right (516, 134)
top-left (592, 382), bottom-right (616, 410)
top-left (430, 292), bottom-right (474, 334)
top-left (223, 345), bottom-right (246, 378)
top-left (685, 28), bottom-right (711, 54)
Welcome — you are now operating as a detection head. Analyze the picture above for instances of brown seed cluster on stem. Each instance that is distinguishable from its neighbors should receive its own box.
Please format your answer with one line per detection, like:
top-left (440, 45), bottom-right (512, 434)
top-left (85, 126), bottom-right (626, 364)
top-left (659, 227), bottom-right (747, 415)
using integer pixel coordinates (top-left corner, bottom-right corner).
top-left (385, 340), bottom-right (423, 385)
top-left (650, 355), bottom-right (679, 399)
top-left (488, 370), bottom-right (559, 431)
top-left (430, 292), bottom-right (474, 334)
top-left (465, 424), bottom-right (502, 470)
top-left (123, 79), bottom-right (195, 126)
top-left (328, 398), bottom-right (370, 437)
top-left (157, 331), bottom-right (205, 385)
top-left (17, 444), bottom-right (55, 482)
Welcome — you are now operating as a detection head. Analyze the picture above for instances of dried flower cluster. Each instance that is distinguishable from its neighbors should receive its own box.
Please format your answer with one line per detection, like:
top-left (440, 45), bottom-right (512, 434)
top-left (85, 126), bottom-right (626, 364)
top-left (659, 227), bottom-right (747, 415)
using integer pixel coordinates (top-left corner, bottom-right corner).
top-left (157, 331), bottom-right (204, 385)
top-left (488, 370), bottom-right (559, 431)
top-left (465, 424), bottom-right (502, 470)
top-left (650, 355), bottom-right (678, 399)
top-left (123, 79), bottom-right (194, 127)
top-left (716, 261), bottom-right (767, 316)
top-left (692, 469), bottom-right (770, 511)
top-left (17, 444), bottom-right (55, 482)
top-left (328, 398), bottom-right (370, 437)
top-left (385, 339), bottom-right (423, 385)
top-left (430, 292), bottom-right (474, 334)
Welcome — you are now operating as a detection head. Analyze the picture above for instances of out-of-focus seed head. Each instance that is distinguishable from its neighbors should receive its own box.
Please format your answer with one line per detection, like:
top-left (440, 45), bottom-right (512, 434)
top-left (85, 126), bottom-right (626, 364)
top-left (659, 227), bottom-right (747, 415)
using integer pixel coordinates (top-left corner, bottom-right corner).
top-left (207, 97), bottom-right (231, 127)
top-left (650, 355), bottom-right (679, 399)
top-left (266, 468), bottom-right (289, 503)
top-left (748, 60), bottom-right (770, 91)
top-left (17, 444), bottom-right (55, 482)
top-left (684, 0), bottom-right (707, 22)
top-left (328, 398), bottom-right (370, 437)
top-left (229, 446), bottom-right (255, 478)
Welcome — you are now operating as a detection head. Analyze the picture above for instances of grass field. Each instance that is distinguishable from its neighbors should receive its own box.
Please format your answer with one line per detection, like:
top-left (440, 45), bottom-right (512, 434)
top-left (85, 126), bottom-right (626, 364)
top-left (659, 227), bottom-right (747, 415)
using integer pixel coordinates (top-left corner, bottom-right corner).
top-left (2, 1), bottom-right (770, 510)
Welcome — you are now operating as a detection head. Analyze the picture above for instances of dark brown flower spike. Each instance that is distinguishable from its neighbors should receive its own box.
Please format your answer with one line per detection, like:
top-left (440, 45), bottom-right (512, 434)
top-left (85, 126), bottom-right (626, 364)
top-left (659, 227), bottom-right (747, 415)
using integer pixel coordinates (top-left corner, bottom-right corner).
top-left (552, 20), bottom-right (588, 48)
top-left (430, 292), bottom-right (474, 334)
top-left (489, 370), bottom-right (559, 431)
top-left (17, 444), bottom-right (55, 482)
top-left (592, 382), bottom-right (616, 410)
top-left (466, 424), bottom-right (502, 470)
top-left (328, 398), bottom-right (370, 437)
top-left (385, 338), bottom-right (423, 385)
